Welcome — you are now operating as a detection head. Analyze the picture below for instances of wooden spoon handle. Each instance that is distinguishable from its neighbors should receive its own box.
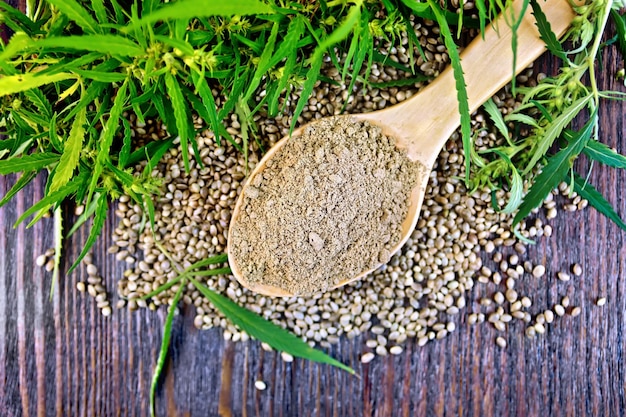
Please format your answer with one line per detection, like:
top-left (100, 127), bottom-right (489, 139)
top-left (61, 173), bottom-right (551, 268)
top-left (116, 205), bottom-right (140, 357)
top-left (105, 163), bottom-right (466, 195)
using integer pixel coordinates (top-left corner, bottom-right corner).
top-left (361, 0), bottom-right (576, 168)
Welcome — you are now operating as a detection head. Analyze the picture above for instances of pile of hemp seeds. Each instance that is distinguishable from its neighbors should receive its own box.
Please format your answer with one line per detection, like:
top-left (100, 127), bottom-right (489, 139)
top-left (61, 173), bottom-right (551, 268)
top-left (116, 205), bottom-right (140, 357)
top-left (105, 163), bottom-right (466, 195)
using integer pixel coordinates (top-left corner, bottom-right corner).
top-left (53, 13), bottom-right (607, 363)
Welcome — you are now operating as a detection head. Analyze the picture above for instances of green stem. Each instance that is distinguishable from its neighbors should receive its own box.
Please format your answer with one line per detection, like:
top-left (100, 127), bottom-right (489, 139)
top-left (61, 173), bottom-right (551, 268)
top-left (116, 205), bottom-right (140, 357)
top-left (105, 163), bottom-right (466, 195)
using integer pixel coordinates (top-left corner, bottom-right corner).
top-left (153, 238), bottom-right (184, 275)
top-left (587, 0), bottom-right (613, 105)
top-left (150, 281), bottom-right (185, 417)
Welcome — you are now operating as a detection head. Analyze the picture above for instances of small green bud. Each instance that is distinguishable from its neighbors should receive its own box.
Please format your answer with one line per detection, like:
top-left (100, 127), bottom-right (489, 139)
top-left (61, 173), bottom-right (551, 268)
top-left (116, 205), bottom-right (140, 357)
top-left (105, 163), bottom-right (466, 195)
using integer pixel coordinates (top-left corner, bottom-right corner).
top-left (566, 79), bottom-right (578, 93)
top-left (554, 96), bottom-right (564, 109)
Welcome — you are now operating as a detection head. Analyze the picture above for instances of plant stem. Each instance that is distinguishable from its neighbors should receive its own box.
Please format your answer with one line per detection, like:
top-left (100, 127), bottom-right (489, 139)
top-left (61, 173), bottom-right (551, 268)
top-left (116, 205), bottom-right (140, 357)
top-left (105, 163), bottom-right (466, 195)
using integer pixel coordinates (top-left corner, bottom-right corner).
top-left (587, 0), bottom-right (613, 105)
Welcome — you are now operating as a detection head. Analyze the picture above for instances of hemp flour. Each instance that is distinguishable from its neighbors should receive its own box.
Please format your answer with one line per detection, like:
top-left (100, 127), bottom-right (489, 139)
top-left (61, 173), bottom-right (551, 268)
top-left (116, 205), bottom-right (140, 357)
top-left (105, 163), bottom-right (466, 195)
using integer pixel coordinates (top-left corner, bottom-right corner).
top-left (229, 116), bottom-right (422, 295)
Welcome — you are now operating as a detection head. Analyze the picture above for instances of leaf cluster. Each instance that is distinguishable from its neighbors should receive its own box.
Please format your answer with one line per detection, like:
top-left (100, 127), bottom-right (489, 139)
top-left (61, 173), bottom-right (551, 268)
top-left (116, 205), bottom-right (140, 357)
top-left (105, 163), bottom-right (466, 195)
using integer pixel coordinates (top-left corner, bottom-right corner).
top-left (2, 0), bottom-right (467, 403)
top-left (0, 0), bottom-right (447, 271)
top-left (470, 0), bottom-right (626, 232)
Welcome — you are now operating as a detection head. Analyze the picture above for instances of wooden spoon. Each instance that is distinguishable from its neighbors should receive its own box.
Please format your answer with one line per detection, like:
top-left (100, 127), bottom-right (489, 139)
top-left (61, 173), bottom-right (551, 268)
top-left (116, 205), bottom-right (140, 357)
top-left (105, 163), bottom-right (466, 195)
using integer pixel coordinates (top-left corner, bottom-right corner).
top-left (228, 0), bottom-right (576, 296)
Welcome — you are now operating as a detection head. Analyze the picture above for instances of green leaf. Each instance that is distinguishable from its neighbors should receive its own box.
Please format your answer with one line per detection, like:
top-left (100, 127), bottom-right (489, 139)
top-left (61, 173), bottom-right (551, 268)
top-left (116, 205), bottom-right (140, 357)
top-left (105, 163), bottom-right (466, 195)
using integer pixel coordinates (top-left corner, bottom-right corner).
top-left (50, 107), bottom-right (86, 193)
top-left (573, 173), bottom-right (626, 231)
top-left (523, 95), bottom-right (592, 175)
top-left (268, 52), bottom-right (296, 116)
top-left (530, 0), bottom-right (567, 61)
top-left (427, 0), bottom-right (472, 182)
top-left (483, 98), bottom-right (510, 142)
top-left (150, 283), bottom-right (184, 417)
top-left (583, 139), bottom-right (626, 169)
top-left (66, 195), bottom-right (99, 237)
top-left (475, 0), bottom-right (487, 39)
top-left (67, 193), bottom-right (108, 273)
top-left (598, 90), bottom-right (626, 100)
top-left (0, 3), bottom-right (37, 35)
top-left (86, 80), bottom-right (129, 208)
top-left (317, 3), bottom-right (362, 52)
top-left (189, 73), bottom-right (221, 145)
top-left (502, 166), bottom-right (524, 214)
top-left (292, 3), bottom-right (361, 131)
top-left (231, 33), bottom-right (264, 55)
top-left (48, 115), bottom-right (62, 152)
top-left (0, 32), bottom-right (35, 62)
top-left (610, 10), bottom-right (626, 66)
top-left (139, 266), bottom-right (230, 301)
top-left (218, 64), bottom-right (250, 121)
top-left (514, 111), bottom-right (597, 226)
top-left (189, 268), bottom-right (233, 277)
top-left (265, 15), bottom-right (306, 71)
top-left (0, 72), bottom-right (76, 97)
top-left (142, 137), bottom-right (175, 175)
top-left (14, 173), bottom-right (85, 227)
top-left (291, 60), bottom-right (322, 132)
top-left (47, 0), bottom-right (101, 34)
top-left (124, 0), bottom-right (274, 32)
top-left (187, 253), bottom-right (229, 270)
top-left (109, 0), bottom-right (126, 24)
top-left (399, 0), bottom-right (477, 28)
top-left (119, 118), bottom-right (132, 168)
top-left (343, 15), bottom-right (372, 112)
top-left (0, 171), bottom-right (37, 208)
top-left (126, 138), bottom-right (175, 168)
top-left (72, 69), bottom-right (128, 83)
top-left (44, 52), bottom-right (103, 76)
top-left (139, 277), bottom-right (183, 302)
top-left (505, 113), bottom-right (541, 128)
top-left (36, 35), bottom-right (143, 57)
top-left (46, 12), bottom-right (70, 37)
top-left (91, 0), bottom-right (109, 24)
top-left (24, 89), bottom-right (53, 122)
top-left (398, 0), bottom-right (430, 14)
top-left (9, 111), bottom-right (36, 138)
top-left (143, 195), bottom-right (156, 232)
top-left (486, 148), bottom-right (524, 214)
top-left (507, 0), bottom-right (530, 94)
top-left (142, 0), bottom-right (159, 16)
top-left (341, 17), bottom-right (361, 83)
top-left (242, 21), bottom-right (279, 102)
top-left (105, 161), bottom-right (135, 187)
top-left (189, 277), bottom-right (354, 374)
top-left (13, 108), bottom-right (50, 128)
top-left (164, 73), bottom-right (191, 171)
top-left (0, 153), bottom-right (60, 174)
top-left (63, 81), bottom-right (107, 122)
top-left (529, 99), bottom-right (553, 122)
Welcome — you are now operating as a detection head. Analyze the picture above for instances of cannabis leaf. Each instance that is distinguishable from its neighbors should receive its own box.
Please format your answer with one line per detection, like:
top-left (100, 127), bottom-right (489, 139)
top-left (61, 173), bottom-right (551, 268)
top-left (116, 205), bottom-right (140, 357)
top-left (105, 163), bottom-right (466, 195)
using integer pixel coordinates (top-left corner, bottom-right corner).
top-left (49, 107), bottom-right (86, 193)
top-left (190, 277), bottom-right (355, 374)
top-left (530, 0), bottom-right (567, 61)
top-left (514, 111), bottom-right (597, 227)
top-left (426, 0), bottom-right (472, 182)
top-left (583, 140), bottom-right (626, 169)
top-left (573, 173), bottom-right (626, 231)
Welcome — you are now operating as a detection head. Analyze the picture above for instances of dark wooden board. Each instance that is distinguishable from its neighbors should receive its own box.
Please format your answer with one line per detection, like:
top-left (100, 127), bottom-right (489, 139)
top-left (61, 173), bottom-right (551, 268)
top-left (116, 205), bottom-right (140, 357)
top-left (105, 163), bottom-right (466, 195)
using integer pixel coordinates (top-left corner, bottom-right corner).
top-left (2, 13), bottom-right (626, 417)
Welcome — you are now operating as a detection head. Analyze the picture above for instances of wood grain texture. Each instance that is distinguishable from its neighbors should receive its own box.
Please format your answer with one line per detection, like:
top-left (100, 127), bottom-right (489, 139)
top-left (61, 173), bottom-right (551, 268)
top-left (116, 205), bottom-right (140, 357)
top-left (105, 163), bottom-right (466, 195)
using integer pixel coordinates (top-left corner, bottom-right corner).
top-left (1, 20), bottom-right (626, 417)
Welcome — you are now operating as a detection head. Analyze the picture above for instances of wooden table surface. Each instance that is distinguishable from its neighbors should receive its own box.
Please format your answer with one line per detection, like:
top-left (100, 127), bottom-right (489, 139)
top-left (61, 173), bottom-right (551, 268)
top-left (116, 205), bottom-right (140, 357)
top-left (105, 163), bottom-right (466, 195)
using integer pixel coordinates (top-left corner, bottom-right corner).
top-left (2, 13), bottom-right (626, 417)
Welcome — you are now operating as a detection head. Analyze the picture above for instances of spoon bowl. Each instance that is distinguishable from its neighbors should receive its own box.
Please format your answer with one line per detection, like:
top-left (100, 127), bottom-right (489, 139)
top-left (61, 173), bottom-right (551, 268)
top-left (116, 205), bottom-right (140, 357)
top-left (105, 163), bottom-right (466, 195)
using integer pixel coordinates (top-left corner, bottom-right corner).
top-left (228, 0), bottom-right (576, 297)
